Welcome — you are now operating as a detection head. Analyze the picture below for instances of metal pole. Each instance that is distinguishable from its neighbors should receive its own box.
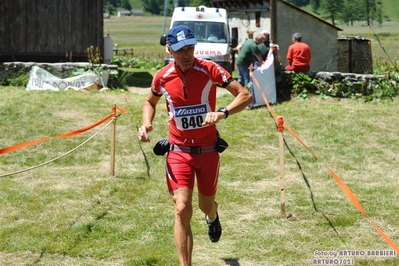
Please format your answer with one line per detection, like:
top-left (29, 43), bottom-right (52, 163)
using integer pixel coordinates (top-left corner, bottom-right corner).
top-left (162, 0), bottom-right (169, 34)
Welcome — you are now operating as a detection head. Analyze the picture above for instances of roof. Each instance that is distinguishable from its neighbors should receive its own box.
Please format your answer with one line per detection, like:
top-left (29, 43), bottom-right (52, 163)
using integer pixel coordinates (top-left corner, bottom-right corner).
top-left (131, 9), bottom-right (144, 14)
top-left (118, 10), bottom-right (131, 14)
top-left (210, 0), bottom-right (342, 31)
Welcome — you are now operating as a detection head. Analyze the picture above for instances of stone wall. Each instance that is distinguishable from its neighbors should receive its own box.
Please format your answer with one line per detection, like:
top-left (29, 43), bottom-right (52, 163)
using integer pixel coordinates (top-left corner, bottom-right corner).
top-left (337, 37), bottom-right (373, 74)
top-left (308, 71), bottom-right (382, 83)
top-left (276, 70), bottom-right (385, 101)
top-left (1, 62), bottom-right (118, 80)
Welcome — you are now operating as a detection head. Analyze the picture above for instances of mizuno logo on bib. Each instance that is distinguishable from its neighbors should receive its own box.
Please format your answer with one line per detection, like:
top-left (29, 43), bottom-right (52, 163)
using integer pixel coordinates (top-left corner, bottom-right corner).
top-left (175, 103), bottom-right (209, 130)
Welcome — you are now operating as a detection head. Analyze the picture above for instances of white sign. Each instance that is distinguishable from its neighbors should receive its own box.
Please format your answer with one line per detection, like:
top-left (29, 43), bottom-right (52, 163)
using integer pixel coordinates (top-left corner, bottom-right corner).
top-left (26, 66), bottom-right (109, 91)
top-left (248, 49), bottom-right (277, 109)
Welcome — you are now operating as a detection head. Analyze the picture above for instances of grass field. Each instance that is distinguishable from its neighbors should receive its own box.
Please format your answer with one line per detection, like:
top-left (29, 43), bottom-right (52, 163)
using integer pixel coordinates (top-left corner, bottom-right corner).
top-left (338, 21), bottom-right (399, 63)
top-left (0, 83), bottom-right (398, 265)
top-left (104, 16), bottom-right (170, 59)
top-left (0, 11), bottom-right (398, 266)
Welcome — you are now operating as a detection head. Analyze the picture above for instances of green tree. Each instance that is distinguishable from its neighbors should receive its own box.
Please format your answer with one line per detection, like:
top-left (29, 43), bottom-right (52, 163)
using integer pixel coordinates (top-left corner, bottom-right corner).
top-left (286, 0), bottom-right (310, 7)
top-left (310, 0), bottom-right (321, 12)
top-left (375, 6), bottom-right (383, 26)
top-left (107, 0), bottom-right (121, 7)
top-left (142, 0), bottom-right (167, 15)
top-left (121, 0), bottom-right (132, 10)
top-left (104, 2), bottom-right (116, 14)
top-left (339, 0), bottom-right (363, 26)
top-left (364, 0), bottom-right (377, 25)
top-left (190, 0), bottom-right (209, 7)
top-left (320, 0), bottom-right (344, 25)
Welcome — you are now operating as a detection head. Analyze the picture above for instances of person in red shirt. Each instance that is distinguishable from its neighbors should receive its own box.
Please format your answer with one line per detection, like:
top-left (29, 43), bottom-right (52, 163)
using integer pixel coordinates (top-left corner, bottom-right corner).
top-left (285, 32), bottom-right (311, 72)
top-left (137, 25), bottom-right (252, 265)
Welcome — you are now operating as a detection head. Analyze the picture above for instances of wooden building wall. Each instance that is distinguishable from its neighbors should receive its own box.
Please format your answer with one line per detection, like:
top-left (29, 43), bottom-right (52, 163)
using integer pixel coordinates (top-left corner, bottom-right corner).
top-left (337, 37), bottom-right (373, 74)
top-left (0, 0), bottom-right (104, 62)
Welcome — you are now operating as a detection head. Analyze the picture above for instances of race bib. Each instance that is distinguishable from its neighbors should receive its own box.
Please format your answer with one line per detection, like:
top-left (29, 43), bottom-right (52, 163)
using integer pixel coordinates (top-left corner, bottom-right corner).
top-left (174, 103), bottom-right (209, 130)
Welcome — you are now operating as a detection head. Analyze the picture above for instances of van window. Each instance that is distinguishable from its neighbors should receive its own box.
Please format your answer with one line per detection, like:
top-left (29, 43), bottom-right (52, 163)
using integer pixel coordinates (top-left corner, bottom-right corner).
top-left (172, 21), bottom-right (227, 44)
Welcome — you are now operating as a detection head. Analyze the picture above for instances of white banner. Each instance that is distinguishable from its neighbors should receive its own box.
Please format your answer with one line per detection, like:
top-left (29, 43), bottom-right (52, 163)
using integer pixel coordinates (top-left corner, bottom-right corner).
top-left (26, 66), bottom-right (109, 91)
top-left (248, 49), bottom-right (277, 109)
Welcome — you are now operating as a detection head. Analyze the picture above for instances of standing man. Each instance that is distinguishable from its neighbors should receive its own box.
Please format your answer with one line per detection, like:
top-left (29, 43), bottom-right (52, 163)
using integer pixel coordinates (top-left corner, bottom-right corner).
top-left (137, 25), bottom-right (252, 266)
top-left (285, 32), bottom-right (312, 72)
top-left (253, 30), bottom-right (270, 69)
top-left (236, 32), bottom-right (266, 87)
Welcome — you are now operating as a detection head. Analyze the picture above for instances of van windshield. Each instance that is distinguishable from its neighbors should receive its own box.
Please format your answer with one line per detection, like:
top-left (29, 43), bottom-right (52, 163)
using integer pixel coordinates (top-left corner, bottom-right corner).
top-left (172, 21), bottom-right (227, 43)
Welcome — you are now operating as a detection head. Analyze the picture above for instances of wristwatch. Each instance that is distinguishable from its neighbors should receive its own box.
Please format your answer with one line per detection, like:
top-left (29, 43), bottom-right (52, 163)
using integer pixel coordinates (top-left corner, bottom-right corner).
top-left (217, 107), bottom-right (229, 119)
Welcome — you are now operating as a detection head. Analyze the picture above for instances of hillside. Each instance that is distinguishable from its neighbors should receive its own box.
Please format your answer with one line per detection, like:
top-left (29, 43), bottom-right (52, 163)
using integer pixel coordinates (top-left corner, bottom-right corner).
top-left (381, 0), bottom-right (399, 21)
top-left (301, 0), bottom-right (398, 23)
top-left (127, 0), bottom-right (398, 21)
top-left (129, 0), bottom-right (145, 9)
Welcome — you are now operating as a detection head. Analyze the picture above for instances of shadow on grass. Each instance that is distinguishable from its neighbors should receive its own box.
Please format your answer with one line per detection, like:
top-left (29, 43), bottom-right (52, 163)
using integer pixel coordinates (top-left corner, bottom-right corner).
top-left (223, 258), bottom-right (241, 266)
top-left (124, 71), bottom-right (154, 88)
top-left (283, 137), bottom-right (345, 243)
top-left (126, 258), bottom-right (159, 266)
top-left (136, 126), bottom-right (151, 178)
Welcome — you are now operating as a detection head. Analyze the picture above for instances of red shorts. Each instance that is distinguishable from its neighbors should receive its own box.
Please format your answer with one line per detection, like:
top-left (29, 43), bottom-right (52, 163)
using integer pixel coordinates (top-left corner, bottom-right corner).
top-left (165, 150), bottom-right (220, 196)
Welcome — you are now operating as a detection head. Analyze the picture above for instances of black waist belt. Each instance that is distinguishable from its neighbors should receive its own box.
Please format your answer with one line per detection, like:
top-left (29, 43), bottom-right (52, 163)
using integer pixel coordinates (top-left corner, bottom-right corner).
top-left (169, 144), bottom-right (216, 154)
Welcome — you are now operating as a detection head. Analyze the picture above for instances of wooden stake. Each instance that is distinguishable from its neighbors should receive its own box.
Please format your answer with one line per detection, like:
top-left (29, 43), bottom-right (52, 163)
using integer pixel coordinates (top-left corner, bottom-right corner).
top-left (277, 116), bottom-right (286, 217)
top-left (110, 105), bottom-right (116, 177)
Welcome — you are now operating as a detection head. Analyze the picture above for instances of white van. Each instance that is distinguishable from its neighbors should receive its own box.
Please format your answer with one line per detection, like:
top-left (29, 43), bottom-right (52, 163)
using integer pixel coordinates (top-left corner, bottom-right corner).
top-left (160, 6), bottom-right (237, 73)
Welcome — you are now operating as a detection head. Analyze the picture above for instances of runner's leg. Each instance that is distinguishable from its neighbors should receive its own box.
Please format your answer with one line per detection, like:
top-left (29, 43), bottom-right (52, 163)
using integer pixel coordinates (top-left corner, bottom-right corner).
top-left (171, 188), bottom-right (193, 266)
top-left (198, 193), bottom-right (218, 220)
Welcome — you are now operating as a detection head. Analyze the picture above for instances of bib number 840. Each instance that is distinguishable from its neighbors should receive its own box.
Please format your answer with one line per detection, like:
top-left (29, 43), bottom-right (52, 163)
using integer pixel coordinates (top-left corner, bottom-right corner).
top-left (181, 116), bottom-right (204, 129)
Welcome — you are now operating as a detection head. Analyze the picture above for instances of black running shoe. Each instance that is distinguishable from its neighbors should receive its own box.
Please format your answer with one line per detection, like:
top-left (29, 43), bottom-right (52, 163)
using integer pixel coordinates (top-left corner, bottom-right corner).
top-left (206, 212), bottom-right (222, 243)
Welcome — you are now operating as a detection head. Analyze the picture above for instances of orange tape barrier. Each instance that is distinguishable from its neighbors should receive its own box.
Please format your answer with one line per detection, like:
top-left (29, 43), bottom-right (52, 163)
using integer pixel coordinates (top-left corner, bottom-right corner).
top-left (0, 106), bottom-right (126, 155)
top-left (251, 74), bottom-right (399, 253)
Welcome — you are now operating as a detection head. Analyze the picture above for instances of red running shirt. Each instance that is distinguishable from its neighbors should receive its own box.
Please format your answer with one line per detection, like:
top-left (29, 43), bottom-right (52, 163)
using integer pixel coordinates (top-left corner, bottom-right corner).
top-left (151, 58), bottom-right (231, 146)
top-left (286, 41), bottom-right (311, 72)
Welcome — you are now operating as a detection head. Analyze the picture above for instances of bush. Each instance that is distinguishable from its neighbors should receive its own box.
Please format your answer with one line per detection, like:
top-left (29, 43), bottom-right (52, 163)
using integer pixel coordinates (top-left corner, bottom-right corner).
top-left (0, 65), bottom-right (30, 87)
top-left (111, 56), bottom-right (163, 69)
top-left (277, 60), bottom-right (399, 101)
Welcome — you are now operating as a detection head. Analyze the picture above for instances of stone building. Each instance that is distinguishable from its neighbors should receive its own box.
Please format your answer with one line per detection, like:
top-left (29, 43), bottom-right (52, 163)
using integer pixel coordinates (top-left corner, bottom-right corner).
top-left (211, 0), bottom-right (343, 72)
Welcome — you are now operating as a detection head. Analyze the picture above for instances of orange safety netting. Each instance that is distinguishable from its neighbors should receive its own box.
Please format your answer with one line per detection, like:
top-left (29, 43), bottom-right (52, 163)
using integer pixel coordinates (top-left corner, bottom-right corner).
top-left (251, 73), bottom-right (399, 253)
top-left (0, 106), bottom-right (126, 155)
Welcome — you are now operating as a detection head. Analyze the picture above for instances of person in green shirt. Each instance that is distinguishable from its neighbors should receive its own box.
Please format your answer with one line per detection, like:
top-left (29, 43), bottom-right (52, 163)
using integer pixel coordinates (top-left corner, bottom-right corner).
top-left (236, 32), bottom-right (266, 87)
